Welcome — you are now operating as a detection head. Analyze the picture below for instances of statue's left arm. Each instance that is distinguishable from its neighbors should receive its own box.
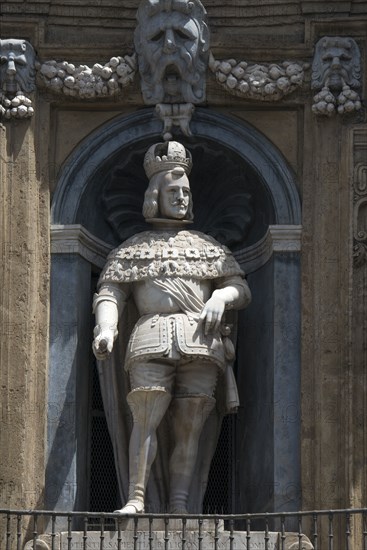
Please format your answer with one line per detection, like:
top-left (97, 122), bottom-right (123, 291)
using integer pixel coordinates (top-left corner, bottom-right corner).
top-left (199, 275), bottom-right (251, 335)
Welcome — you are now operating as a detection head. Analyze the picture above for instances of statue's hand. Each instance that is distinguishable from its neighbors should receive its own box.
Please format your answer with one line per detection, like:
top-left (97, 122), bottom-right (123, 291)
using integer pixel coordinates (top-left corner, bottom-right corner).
top-left (199, 295), bottom-right (226, 335)
top-left (92, 325), bottom-right (117, 360)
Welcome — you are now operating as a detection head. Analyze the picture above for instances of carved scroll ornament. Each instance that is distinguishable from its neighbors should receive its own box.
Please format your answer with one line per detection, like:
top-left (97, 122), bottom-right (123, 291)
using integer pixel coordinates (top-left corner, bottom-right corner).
top-left (353, 163), bottom-right (367, 267)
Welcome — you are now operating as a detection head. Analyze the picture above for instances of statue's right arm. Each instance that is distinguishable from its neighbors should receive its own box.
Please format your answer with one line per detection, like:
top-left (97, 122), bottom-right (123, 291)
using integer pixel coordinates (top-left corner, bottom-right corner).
top-left (92, 282), bottom-right (129, 360)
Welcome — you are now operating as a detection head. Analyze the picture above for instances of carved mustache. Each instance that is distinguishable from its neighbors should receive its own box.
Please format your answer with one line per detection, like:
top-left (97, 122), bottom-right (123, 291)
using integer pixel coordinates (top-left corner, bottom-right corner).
top-left (171, 199), bottom-right (188, 206)
top-left (322, 66), bottom-right (349, 81)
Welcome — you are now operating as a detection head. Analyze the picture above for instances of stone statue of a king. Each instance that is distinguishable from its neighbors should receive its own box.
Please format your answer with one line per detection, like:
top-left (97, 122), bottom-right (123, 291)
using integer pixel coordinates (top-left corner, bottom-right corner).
top-left (92, 141), bottom-right (251, 514)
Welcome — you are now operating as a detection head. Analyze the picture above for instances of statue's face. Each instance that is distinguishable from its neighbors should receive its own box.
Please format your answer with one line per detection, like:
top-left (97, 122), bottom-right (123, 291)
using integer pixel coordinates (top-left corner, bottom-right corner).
top-left (0, 39), bottom-right (36, 94)
top-left (135, 5), bottom-right (208, 104)
top-left (158, 170), bottom-right (190, 219)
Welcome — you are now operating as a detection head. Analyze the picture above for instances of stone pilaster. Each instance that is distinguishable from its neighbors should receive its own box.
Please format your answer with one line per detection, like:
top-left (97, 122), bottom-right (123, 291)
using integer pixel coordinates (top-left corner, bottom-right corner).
top-left (0, 106), bottom-right (50, 511)
top-left (346, 126), bottom-right (367, 548)
top-left (350, 126), bottom-right (367, 504)
top-left (301, 109), bottom-right (352, 511)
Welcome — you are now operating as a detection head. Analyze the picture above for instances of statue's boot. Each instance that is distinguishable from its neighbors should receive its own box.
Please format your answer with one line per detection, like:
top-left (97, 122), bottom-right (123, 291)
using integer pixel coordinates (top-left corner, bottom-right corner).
top-left (114, 388), bottom-right (172, 514)
top-left (168, 395), bottom-right (216, 513)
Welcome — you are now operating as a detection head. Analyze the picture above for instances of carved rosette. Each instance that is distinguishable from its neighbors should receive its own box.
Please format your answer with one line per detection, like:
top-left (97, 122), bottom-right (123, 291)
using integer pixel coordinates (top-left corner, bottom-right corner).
top-left (353, 163), bottom-right (367, 267)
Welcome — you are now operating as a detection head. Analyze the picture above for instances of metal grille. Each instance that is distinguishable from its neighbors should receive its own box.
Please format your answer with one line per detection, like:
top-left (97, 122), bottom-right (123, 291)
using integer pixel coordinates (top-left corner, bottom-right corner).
top-left (91, 357), bottom-right (104, 411)
top-left (89, 362), bottom-right (120, 515)
top-left (2, 508), bottom-right (367, 550)
top-left (203, 415), bottom-right (235, 514)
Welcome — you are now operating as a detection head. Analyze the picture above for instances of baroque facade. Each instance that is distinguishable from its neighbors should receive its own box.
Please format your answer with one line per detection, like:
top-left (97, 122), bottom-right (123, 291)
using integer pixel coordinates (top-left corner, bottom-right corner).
top-left (0, 0), bottom-right (367, 544)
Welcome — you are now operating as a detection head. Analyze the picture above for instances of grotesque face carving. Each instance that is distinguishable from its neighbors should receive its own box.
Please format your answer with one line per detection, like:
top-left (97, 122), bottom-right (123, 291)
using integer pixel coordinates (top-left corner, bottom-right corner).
top-left (312, 36), bottom-right (361, 92)
top-left (0, 39), bottom-right (36, 94)
top-left (135, 0), bottom-right (209, 104)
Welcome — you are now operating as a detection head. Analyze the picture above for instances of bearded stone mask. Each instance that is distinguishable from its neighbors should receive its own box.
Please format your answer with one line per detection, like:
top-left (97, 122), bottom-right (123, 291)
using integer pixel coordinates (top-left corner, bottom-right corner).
top-left (312, 36), bottom-right (361, 93)
top-left (0, 39), bottom-right (36, 95)
top-left (134, 0), bottom-right (210, 105)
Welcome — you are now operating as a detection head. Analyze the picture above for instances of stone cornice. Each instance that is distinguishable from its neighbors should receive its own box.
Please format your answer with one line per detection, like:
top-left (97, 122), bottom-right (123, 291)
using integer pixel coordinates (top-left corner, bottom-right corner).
top-left (234, 225), bottom-right (302, 273)
top-left (51, 224), bottom-right (302, 274)
top-left (51, 224), bottom-right (112, 269)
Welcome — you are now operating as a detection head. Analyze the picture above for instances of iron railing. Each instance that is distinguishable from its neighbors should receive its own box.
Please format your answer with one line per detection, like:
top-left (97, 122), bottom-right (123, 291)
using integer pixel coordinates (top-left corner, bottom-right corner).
top-left (1, 508), bottom-right (367, 550)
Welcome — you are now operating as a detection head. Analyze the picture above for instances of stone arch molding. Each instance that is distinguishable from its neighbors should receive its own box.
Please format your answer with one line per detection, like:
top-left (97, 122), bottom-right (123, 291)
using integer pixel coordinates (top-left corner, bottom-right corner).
top-left (52, 108), bottom-right (301, 274)
top-left (52, 108), bottom-right (301, 228)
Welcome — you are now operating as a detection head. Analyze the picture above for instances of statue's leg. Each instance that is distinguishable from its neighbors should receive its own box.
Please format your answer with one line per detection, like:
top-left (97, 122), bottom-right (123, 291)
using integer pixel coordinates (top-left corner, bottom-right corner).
top-left (168, 395), bottom-right (215, 513)
top-left (115, 361), bottom-right (173, 514)
top-left (168, 360), bottom-right (218, 514)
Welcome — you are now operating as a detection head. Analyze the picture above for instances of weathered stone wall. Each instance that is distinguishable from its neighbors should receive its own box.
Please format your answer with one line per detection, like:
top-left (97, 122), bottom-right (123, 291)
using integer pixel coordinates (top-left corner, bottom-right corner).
top-left (1, 1), bottom-right (367, 54)
top-left (0, 103), bottom-right (50, 511)
top-left (1, 0), bottom-right (366, 68)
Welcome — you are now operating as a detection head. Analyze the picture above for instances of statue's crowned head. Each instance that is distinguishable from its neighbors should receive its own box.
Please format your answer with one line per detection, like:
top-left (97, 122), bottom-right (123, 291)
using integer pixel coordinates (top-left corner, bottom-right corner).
top-left (144, 140), bottom-right (192, 178)
top-left (135, 0), bottom-right (209, 105)
top-left (143, 141), bottom-right (194, 221)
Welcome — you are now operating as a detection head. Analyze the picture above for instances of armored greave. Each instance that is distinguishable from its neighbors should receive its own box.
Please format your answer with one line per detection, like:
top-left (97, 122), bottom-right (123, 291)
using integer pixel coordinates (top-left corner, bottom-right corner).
top-left (123, 388), bottom-right (172, 512)
top-left (168, 395), bottom-right (216, 513)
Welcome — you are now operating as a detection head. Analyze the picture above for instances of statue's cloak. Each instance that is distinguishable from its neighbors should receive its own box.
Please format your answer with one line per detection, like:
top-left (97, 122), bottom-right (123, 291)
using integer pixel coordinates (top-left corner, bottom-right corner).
top-left (96, 229), bottom-right (243, 512)
top-left (98, 229), bottom-right (245, 283)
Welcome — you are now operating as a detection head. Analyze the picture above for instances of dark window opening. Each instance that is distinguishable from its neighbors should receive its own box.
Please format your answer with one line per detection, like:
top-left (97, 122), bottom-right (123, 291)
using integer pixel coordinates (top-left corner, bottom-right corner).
top-left (89, 360), bottom-right (121, 519)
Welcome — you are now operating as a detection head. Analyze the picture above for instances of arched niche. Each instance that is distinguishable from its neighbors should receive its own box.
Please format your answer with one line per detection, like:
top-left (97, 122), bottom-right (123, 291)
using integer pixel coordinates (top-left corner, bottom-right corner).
top-left (48, 108), bottom-right (301, 517)
top-left (52, 110), bottom-right (300, 230)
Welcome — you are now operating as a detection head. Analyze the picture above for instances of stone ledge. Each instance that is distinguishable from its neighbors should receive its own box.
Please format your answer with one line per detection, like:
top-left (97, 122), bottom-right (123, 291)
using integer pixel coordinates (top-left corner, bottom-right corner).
top-left (50, 224), bottom-right (303, 274)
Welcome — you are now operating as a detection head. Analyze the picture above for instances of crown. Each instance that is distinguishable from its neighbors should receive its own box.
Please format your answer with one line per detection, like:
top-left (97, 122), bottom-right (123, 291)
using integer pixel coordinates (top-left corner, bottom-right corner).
top-left (143, 141), bottom-right (193, 179)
